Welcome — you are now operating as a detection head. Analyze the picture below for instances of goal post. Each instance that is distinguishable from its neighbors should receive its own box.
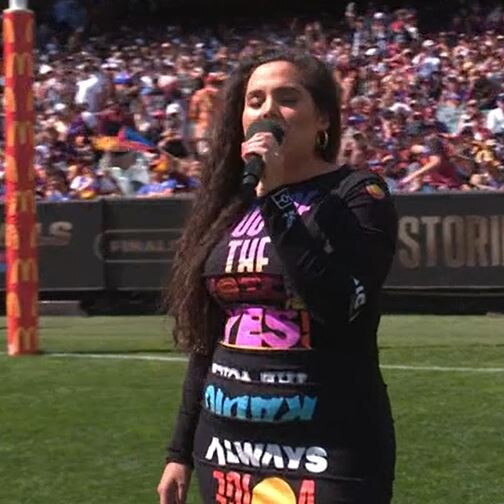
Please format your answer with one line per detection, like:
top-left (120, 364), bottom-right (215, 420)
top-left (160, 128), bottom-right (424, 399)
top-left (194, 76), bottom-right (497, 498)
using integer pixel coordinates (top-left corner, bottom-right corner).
top-left (4, 0), bottom-right (39, 355)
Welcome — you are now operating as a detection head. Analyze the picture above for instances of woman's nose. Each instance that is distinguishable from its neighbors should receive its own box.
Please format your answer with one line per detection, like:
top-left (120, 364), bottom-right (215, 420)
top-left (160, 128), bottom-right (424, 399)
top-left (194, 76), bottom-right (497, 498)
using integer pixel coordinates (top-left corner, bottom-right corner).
top-left (260, 97), bottom-right (280, 120)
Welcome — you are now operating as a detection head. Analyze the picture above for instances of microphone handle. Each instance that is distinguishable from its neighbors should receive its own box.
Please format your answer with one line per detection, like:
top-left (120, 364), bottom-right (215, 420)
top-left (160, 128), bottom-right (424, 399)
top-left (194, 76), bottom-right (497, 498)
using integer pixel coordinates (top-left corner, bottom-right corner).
top-left (242, 155), bottom-right (264, 188)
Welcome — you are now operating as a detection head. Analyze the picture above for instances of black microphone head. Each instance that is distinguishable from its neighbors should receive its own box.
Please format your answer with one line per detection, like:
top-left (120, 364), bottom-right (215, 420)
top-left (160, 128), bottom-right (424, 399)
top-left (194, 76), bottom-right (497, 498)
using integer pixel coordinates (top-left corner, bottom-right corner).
top-left (241, 119), bottom-right (285, 197)
top-left (245, 119), bottom-right (285, 144)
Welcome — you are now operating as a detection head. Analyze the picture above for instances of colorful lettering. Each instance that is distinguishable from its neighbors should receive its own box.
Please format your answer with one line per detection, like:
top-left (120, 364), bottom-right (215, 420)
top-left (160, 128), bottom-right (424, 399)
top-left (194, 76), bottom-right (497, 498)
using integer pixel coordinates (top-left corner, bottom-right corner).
top-left (213, 470), bottom-right (251, 504)
top-left (295, 202), bottom-right (312, 216)
top-left (204, 386), bottom-right (317, 423)
top-left (211, 363), bottom-right (308, 385)
top-left (206, 438), bottom-right (327, 475)
top-left (225, 193), bottom-right (317, 275)
top-left (249, 397), bottom-right (284, 422)
top-left (223, 306), bottom-right (310, 349)
top-left (255, 237), bottom-right (270, 272)
top-left (208, 274), bottom-right (285, 304)
top-left (283, 446), bottom-right (306, 470)
top-left (226, 240), bottom-right (242, 273)
top-left (222, 394), bottom-right (249, 420)
top-left (280, 396), bottom-right (317, 422)
top-left (212, 363), bottom-right (252, 382)
top-left (233, 442), bottom-right (264, 467)
top-left (212, 470), bottom-right (317, 503)
top-left (237, 239), bottom-right (260, 273)
top-left (260, 371), bottom-right (308, 384)
top-left (349, 277), bottom-right (367, 322)
top-left (298, 480), bottom-right (316, 504)
top-left (225, 237), bottom-right (270, 274)
top-left (231, 209), bottom-right (264, 238)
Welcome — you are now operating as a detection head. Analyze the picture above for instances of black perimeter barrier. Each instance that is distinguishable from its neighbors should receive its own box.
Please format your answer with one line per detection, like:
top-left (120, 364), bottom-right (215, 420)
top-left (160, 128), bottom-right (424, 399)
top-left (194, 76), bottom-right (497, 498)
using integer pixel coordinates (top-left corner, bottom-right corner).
top-left (1, 192), bottom-right (504, 313)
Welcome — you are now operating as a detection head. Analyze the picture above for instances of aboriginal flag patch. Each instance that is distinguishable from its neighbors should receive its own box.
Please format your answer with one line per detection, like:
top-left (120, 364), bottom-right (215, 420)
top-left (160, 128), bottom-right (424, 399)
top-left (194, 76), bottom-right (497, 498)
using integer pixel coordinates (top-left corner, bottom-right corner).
top-left (365, 184), bottom-right (386, 200)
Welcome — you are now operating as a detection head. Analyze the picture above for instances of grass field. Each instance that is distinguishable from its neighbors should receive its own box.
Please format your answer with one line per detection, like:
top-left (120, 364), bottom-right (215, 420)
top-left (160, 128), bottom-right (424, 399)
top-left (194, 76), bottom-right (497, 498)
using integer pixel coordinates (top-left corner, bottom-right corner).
top-left (1, 315), bottom-right (504, 504)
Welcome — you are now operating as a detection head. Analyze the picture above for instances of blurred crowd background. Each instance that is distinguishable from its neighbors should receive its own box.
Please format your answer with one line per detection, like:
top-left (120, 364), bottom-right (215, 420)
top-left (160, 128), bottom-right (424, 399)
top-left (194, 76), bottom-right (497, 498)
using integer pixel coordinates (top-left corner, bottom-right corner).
top-left (1, 0), bottom-right (504, 200)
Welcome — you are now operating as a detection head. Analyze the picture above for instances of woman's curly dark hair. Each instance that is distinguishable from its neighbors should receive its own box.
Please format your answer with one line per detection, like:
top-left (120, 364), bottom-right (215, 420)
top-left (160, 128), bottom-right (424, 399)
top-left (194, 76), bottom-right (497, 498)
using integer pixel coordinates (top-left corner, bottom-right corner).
top-left (165, 49), bottom-right (341, 354)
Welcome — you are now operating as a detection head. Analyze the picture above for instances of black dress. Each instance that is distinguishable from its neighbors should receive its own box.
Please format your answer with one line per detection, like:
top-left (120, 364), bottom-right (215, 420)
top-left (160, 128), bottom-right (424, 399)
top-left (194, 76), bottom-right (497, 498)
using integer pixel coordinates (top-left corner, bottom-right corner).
top-left (167, 166), bottom-right (398, 504)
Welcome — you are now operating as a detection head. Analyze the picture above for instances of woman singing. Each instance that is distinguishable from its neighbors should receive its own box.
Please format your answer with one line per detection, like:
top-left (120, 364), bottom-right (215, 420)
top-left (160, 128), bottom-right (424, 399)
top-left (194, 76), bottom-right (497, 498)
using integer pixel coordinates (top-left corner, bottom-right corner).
top-left (157, 50), bottom-right (398, 504)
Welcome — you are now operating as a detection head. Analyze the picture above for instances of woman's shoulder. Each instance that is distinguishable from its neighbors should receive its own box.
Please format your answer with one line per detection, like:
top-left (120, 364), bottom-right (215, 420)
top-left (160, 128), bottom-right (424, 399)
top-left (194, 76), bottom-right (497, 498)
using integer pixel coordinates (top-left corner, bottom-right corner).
top-left (274, 165), bottom-right (389, 201)
top-left (326, 165), bottom-right (390, 197)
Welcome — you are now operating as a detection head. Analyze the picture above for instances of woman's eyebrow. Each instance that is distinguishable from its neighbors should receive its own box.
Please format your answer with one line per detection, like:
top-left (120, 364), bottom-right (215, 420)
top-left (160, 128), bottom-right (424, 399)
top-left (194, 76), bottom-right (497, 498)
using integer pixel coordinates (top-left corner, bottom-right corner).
top-left (274, 85), bottom-right (302, 94)
top-left (246, 85), bottom-right (302, 98)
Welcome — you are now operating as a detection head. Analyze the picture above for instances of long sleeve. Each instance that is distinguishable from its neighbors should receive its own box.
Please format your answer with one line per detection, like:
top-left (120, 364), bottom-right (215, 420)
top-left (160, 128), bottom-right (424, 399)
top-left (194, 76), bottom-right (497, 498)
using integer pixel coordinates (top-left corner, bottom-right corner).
top-left (165, 351), bottom-right (212, 466)
top-left (259, 171), bottom-right (397, 325)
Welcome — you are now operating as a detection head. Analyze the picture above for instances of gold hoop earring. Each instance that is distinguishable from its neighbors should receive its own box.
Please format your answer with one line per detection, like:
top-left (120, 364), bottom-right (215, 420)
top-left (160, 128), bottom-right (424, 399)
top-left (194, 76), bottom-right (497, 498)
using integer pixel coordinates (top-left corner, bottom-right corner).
top-left (316, 130), bottom-right (329, 150)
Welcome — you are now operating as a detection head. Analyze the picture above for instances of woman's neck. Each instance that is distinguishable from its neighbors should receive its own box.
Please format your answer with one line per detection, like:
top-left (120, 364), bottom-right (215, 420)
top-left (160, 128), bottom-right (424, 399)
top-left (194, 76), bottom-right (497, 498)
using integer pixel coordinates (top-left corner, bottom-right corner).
top-left (255, 157), bottom-right (338, 198)
top-left (282, 157), bottom-right (336, 185)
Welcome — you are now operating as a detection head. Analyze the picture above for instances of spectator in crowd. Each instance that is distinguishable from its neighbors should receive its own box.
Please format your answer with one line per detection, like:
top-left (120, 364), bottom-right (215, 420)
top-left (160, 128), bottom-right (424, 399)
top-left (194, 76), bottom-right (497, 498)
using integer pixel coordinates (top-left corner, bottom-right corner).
top-left (45, 174), bottom-right (70, 202)
top-left (68, 160), bottom-right (98, 199)
top-left (188, 72), bottom-right (225, 157)
top-left (135, 169), bottom-right (176, 198)
top-left (487, 93), bottom-right (504, 134)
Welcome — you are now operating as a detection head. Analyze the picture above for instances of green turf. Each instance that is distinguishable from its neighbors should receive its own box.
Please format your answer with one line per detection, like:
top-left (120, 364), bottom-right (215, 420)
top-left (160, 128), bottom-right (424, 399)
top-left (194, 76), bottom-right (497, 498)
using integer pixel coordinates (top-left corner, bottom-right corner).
top-left (1, 315), bottom-right (503, 503)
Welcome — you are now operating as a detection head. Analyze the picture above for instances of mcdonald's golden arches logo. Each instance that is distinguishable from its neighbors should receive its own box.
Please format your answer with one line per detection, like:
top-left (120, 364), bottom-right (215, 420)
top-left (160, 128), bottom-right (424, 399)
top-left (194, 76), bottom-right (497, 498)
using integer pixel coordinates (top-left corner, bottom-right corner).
top-left (7, 190), bottom-right (36, 216)
top-left (26, 18), bottom-right (34, 44)
top-left (7, 340), bottom-right (17, 356)
top-left (6, 52), bottom-right (33, 78)
top-left (16, 326), bottom-right (38, 350)
top-left (4, 18), bottom-right (15, 43)
top-left (4, 87), bottom-right (16, 113)
top-left (28, 156), bottom-right (35, 181)
top-left (7, 292), bottom-right (21, 318)
top-left (7, 121), bottom-right (34, 147)
top-left (9, 258), bottom-right (38, 284)
top-left (26, 89), bottom-right (34, 112)
top-left (5, 155), bottom-right (18, 182)
top-left (30, 227), bottom-right (37, 248)
top-left (6, 153), bottom-right (37, 182)
top-left (6, 224), bottom-right (20, 249)
top-left (32, 294), bottom-right (38, 318)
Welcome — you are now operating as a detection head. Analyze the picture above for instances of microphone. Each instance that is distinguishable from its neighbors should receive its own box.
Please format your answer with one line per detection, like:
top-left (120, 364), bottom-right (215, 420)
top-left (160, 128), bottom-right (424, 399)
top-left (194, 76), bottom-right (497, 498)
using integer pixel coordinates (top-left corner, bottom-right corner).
top-left (242, 119), bottom-right (285, 192)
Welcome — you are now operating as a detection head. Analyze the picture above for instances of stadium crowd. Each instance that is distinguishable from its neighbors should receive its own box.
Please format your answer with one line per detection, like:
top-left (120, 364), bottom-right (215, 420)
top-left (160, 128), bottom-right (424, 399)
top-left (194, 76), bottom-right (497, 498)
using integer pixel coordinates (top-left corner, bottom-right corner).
top-left (1, 0), bottom-right (504, 200)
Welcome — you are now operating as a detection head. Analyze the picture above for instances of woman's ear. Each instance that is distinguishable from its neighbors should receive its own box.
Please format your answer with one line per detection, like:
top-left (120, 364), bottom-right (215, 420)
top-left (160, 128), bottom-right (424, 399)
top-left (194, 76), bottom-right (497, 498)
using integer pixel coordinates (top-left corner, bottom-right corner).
top-left (317, 110), bottom-right (330, 131)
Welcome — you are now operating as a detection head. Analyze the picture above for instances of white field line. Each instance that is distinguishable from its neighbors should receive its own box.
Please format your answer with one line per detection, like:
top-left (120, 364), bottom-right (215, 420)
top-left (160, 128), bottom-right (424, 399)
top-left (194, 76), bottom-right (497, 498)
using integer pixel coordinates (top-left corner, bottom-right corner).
top-left (381, 364), bottom-right (504, 373)
top-left (2, 352), bottom-right (502, 373)
top-left (49, 353), bottom-right (188, 362)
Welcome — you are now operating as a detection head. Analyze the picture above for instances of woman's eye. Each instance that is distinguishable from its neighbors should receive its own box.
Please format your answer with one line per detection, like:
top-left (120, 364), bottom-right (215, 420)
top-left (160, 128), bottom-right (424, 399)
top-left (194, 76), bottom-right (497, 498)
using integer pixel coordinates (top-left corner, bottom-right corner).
top-left (280, 96), bottom-right (298, 105)
top-left (248, 98), bottom-right (262, 108)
